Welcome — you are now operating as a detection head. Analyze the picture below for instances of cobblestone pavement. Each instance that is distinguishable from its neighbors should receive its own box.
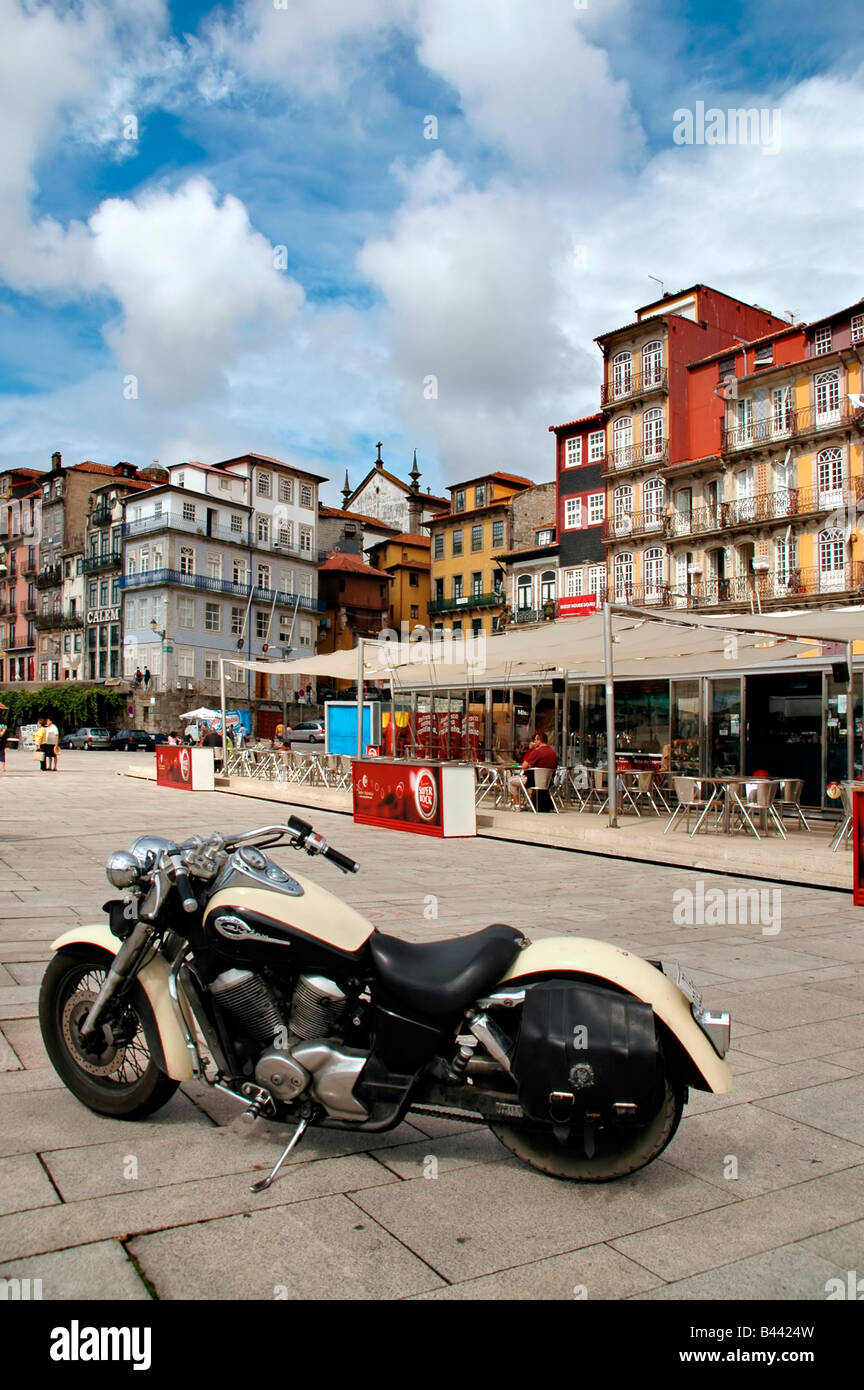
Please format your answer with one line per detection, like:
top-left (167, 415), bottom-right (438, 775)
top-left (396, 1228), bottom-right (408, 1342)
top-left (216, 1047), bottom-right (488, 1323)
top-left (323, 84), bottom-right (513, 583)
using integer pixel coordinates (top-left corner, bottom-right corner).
top-left (1, 749), bottom-right (863, 1300)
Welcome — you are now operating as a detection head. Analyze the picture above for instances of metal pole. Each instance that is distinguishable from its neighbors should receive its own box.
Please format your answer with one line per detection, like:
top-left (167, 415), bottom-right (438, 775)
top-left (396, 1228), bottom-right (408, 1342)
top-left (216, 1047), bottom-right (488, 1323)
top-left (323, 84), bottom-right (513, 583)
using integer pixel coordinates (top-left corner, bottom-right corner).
top-left (603, 601), bottom-right (618, 828)
top-left (390, 677), bottom-right (396, 757)
top-left (847, 640), bottom-right (855, 783)
top-left (219, 658), bottom-right (227, 771)
top-left (356, 637), bottom-right (364, 759)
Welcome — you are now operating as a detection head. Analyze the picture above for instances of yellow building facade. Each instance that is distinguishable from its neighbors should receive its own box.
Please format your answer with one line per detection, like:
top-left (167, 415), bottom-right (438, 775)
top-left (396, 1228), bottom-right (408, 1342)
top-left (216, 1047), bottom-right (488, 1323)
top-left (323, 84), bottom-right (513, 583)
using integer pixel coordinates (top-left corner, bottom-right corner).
top-left (366, 533), bottom-right (431, 634)
top-left (427, 473), bottom-right (533, 636)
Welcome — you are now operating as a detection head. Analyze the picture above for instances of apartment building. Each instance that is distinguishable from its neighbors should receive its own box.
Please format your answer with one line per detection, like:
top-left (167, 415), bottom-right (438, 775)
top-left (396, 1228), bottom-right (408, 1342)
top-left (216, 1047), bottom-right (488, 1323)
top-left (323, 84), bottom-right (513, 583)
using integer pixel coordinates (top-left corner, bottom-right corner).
top-left (427, 473), bottom-right (533, 636)
top-left (0, 470), bottom-right (41, 684)
top-left (366, 532), bottom-right (431, 633)
top-left (550, 412), bottom-right (608, 612)
top-left (496, 481), bottom-right (558, 625)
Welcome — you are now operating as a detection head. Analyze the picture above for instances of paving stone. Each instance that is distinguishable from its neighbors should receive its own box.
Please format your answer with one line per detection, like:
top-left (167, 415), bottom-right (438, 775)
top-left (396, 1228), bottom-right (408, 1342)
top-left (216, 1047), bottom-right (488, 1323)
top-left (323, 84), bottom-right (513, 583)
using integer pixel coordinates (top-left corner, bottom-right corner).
top-left (413, 1241), bottom-right (665, 1300)
top-left (755, 1076), bottom-right (864, 1146)
top-left (734, 1015), bottom-right (864, 1065)
top-left (633, 1244), bottom-right (845, 1301)
top-left (796, 1217), bottom-right (864, 1271)
top-left (0, 1019), bottom-right (48, 1070)
top-left (0, 1029), bottom-right (22, 1072)
top-left (0, 1068), bottom-right (63, 1096)
top-left (609, 1166), bottom-right (864, 1282)
top-left (0, 1240), bottom-right (151, 1300)
top-left (723, 984), bottom-right (864, 1029)
top-left (129, 1195), bottom-right (445, 1300)
top-left (683, 1059), bottom-right (855, 1114)
top-left (0, 1154), bottom-right (61, 1217)
top-left (370, 1127), bottom-right (506, 1180)
top-left (4, 963), bottom-right (49, 987)
top-left (0, 1088), bottom-right (207, 1159)
top-left (350, 1157), bottom-right (734, 1284)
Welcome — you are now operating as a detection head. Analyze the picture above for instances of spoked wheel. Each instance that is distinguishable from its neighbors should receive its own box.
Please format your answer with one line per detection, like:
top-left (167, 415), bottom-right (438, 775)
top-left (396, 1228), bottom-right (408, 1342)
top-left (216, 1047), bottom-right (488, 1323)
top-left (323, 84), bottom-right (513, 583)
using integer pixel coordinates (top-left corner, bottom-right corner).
top-left (489, 1074), bottom-right (685, 1182)
top-left (39, 950), bottom-right (178, 1119)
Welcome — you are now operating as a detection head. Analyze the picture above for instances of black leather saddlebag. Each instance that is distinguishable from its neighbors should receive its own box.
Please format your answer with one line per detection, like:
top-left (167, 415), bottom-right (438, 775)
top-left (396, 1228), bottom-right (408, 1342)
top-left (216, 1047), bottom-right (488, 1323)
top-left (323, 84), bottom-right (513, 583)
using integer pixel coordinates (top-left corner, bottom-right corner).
top-left (512, 981), bottom-right (660, 1126)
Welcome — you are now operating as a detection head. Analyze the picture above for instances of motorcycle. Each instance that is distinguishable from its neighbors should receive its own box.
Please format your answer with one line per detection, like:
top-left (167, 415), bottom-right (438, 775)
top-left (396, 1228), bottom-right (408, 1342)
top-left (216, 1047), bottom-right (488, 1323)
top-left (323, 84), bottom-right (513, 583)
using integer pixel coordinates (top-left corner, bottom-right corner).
top-left (39, 815), bottom-right (732, 1187)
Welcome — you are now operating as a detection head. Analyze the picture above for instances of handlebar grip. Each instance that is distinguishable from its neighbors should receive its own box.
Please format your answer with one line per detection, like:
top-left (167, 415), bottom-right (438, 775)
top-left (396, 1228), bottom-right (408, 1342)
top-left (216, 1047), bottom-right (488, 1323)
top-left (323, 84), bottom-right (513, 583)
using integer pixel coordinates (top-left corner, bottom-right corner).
top-left (324, 846), bottom-right (359, 875)
top-left (173, 866), bottom-right (199, 913)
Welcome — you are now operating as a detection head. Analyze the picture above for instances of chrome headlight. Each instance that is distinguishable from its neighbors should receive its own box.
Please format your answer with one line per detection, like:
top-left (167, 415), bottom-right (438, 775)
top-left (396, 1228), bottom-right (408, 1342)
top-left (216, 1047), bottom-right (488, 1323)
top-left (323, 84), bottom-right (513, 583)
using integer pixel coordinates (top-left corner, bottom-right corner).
top-left (106, 850), bottom-right (142, 889)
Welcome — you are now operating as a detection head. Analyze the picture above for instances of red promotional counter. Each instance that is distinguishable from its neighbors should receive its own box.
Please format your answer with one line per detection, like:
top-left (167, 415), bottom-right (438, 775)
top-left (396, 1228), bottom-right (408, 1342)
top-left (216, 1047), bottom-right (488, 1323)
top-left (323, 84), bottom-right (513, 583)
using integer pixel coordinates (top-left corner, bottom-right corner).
top-left (352, 759), bottom-right (476, 838)
top-left (156, 746), bottom-right (216, 792)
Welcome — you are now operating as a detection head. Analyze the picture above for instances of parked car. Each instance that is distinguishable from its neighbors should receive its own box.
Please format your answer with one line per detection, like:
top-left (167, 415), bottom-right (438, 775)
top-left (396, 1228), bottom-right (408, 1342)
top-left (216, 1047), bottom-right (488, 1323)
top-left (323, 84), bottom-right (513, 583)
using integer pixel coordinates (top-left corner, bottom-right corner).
top-left (65, 727), bottom-right (112, 750)
top-left (289, 720), bottom-right (326, 744)
top-left (108, 729), bottom-right (155, 752)
top-left (58, 732), bottom-right (77, 750)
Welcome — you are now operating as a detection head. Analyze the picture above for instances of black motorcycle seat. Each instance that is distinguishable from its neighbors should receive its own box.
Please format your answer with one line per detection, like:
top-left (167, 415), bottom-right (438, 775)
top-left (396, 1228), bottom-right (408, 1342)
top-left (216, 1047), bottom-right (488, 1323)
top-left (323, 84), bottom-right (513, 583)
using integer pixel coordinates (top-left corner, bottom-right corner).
top-left (368, 923), bottom-right (526, 1020)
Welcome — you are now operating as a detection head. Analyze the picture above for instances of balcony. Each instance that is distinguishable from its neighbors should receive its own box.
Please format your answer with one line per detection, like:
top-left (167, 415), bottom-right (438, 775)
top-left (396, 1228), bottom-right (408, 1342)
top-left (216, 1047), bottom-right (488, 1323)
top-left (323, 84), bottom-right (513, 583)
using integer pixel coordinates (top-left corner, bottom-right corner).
top-left (609, 584), bottom-right (674, 609)
top-left (82, 551), bottom-right (122, 574)
top-left (34, 610), bottom-right (84, 631)
top-left (652, 564), bottom-right (864, 610)
top-left (601, 442), bottom-right (669, 476)
top-left (602, 510), bottom-right (667, 543)
top-left (90, 505), bottom-right (112, 527)
top-left (35, 565), bottom-right (62, 590)
top-left (601, 368), bottom-right (668, 408)
top-left (665, 482), bottom-right (863, 541)
top-left (722, 397), bottom-right (863, 453)
top-left (428, 591), bottom-right (504, 615)
top-left (118, 567), bottom-right (326, 611)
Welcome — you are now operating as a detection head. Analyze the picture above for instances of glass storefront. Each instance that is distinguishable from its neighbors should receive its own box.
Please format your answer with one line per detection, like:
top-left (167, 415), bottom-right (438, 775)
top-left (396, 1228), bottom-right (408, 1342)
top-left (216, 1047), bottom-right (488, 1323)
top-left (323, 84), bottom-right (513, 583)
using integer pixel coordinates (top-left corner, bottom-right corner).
top-left (747, 673), bottom-right (822, 804)
top-left (670, 680), bottom-right (700, 776)
top-left (709, 678), bottom-right (742, 775)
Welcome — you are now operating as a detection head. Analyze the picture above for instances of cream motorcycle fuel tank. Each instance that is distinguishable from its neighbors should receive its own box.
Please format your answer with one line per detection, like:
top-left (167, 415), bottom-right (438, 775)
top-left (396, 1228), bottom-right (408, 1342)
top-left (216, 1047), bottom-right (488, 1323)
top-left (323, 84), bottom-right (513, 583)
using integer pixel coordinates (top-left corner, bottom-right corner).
top-left (202, 846), bottom-right (375, 972)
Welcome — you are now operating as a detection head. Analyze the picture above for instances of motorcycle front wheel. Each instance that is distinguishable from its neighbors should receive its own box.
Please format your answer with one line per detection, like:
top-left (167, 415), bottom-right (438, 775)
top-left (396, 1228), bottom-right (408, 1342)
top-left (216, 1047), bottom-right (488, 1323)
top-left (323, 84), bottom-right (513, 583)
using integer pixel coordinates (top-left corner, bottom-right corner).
top-left (39, 950), bottom-right (179, 1120)
top-left (489, 1073), bottom-right (685, 1182)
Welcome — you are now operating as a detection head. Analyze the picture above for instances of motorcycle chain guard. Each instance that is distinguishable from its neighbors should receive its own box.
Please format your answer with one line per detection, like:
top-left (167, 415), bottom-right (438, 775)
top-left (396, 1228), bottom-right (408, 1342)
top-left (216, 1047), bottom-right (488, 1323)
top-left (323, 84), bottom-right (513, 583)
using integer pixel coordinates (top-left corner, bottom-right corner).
top-left (511, 980), bottom-right (659, 1128)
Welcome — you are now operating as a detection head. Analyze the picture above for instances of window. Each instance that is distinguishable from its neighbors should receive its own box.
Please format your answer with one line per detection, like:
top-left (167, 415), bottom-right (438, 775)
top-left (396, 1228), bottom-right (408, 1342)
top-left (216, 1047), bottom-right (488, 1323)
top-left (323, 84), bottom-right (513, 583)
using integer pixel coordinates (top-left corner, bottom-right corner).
top-left (204, 656), bottom-right (219, 680)
top-left (409, 571), bottom-right (419, 587)
top-left (642, 340), bottom-right (663, 385)
top-left (852, 314), bottom-right (864, 345)
top-left (89, 583), bottom-right (98, 606)
top-left (178, 597), bottom-right (195, 628)
top-left (818, 529), bottom-right (845, 589)
top-left (643, 548), bottom-right (665, 601)
top-left (452, 575), bottom-right (463, 599)
top-left (471, 524), bottom-right (483, 551)
top-left (754, 342), bottom-right (773, 367)
top-left (452, 530), bottom-right (463, 556)
top-left (218, 476), bottom-right (230, 492)
top-left (301, 571), bottom-right (313, 598)
top-left (540, 570), bottom-right (556, 604)
top-left (204, 602), bottom-right (221, 633)
top-left (814, 370), bottom-right (840, 422)
top-left (612, 416), bottom-right (633, 465)
top-left (613, 552), bottom-right (634, 600)
top-left (643, 407), bottom-right (664, 458)
top-left (564, 497), bottom-right (582, 530)
top-left (281, 569), bottom-right (294, 595)
top-left (231, 514), bottom-right (243, 534)
top-left (475, 485), bottom-right (486, 507)
top-left (814, 326), bottom-right (833, 356)
top-left (588, 430), bottom-right (605, 462)
top-left (299, 620), bottom-right (313, 645)
top-left (434, 533), bottom-right (444, 559)
top-left (771, 385), bottom-right (794, 437)
top-left (643, 478), bottom-right (665, 529)
top-left (613, 486), bottom-right (634, 534)
top-left (153, 500), bottom-right (163, 518)
top-left (587, 493), bottom-right (605, 525)
top-left (99, 581), bottom-right (109, 605)
top-left (182, 502), bottom-right (196, 522)
top-left (454, 489), bottom-right (465, 511)
top-left (179, 547), bottom-right (195, 575)
top-left (176, 472), bottom-right (185, 488)
top-left (207, 553), bottom-right (222, 580)
top-left (257, 564), bottom-right (271, 590)
top-left (612, 351), bottom-right (632, 397)
top-left (775, 536), bottom-right (798, 588)
top-left (300, 483), bottom-right (313, 509)
top-left (299, 526), bottom-right (312, 554)
top-left (138, 599), bottom-right (148, 627)
top-left (410, 605), bottom-right (419, 620)
top-left (279, 477), bottom-right (294, 504)
top-left (255, 611), bottom-right (268, 639)
top-left (517, 575), bottom-right (532, 610)
top-left (257, 515), bottom-right (270, 545)
top-left (565, 437), bottom-right (582, 469)
top-left (564, 569), bottom-right (583, 597)
top-left (536, 528), bottom-right (553, 545)
top-left (734, 396), bottom-right (753, 442)
top-left (177, 647), bottom-right (195, 678)
top-left (231, 606), bottom-right (244, 635)
top-left (492, 519), bottom-right (504, 548)
top-left (257, 472), bottom-right (272, 497)
top-left (452, 621), bottom-right (463, 635)
top-left (232, 558), bottom-right (249, 585)
top-left (278, 520), bottom-right (294, 547)
top-left (471, 571), bottom-right (483, 596)
top-left (817, 447), bottom-right (844, 504)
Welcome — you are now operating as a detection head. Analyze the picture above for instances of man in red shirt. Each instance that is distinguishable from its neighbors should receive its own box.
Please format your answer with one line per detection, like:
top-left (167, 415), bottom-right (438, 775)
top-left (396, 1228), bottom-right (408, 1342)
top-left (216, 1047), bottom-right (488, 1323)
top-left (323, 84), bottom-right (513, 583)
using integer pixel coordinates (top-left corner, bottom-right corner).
top-left (509, 731), bottom-right (559, 809)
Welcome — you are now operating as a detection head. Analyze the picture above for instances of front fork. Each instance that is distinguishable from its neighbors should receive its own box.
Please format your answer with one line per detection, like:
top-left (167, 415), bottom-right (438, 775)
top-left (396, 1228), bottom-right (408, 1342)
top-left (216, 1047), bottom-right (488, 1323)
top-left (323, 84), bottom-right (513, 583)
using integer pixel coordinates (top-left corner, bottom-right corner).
top-left (77, 920), bottom-right (158, 1041)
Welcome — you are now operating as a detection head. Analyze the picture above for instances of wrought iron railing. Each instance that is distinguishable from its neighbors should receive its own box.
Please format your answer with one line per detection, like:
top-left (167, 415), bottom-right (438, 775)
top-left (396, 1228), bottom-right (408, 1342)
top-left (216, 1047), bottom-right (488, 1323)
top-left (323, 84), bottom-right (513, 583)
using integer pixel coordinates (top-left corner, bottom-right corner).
top-left (82, 552), bottom-right (122, 574)
top-left (118, 567), bottom-right (326, 611)
top-left (601, 442), bottom-right (668, 475)
top-left (35, 565), bottom-right (61, 589)
top-left (722, 396), bottom-right (862, 451)
top-left (601, 368), bottom-right (667, 407)
top-left (427, 592), bottom-right (504, 614)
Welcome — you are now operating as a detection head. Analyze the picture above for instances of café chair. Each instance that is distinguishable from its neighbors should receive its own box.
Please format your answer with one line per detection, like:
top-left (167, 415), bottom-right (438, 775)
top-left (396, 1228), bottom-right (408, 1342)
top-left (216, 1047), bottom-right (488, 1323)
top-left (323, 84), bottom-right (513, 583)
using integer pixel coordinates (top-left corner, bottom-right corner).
top-left (531, 766), bottom-right (561, 814)
top-left (738, 780), bottom-right (786, 839)
top-left (664, 777), bottom-right (716, 835)
top-left (830, 784), bottom-right (854, 852)
top-left (775, 778), bottom-right (810, 831)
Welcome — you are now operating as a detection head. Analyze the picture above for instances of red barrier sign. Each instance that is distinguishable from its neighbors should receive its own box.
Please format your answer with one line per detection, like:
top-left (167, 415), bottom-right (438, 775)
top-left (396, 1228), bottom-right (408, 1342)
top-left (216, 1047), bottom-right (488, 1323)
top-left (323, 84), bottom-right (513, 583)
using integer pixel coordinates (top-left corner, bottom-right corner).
top-left (156, 746), bottom-right (193, 790)
top-left (352, 761), bottom-right (443, 836)
top-left (557, 595), bottom-right (598, 618)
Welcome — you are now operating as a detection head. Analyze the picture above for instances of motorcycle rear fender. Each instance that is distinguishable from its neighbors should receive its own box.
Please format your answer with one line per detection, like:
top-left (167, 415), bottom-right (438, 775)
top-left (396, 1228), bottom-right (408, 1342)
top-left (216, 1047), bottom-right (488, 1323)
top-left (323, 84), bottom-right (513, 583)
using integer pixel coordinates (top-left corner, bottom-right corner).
top-left (497, 937), bottom-right (732, 1094)
top-left (50, 924), bottom-right (194, 1082)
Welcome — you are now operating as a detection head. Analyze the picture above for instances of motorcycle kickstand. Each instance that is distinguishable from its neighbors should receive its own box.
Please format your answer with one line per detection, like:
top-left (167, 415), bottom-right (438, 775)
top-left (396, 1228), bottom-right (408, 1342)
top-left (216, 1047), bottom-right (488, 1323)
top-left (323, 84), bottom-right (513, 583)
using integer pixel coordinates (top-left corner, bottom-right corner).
top-left (249, 1116), bottom-right (311, 1194)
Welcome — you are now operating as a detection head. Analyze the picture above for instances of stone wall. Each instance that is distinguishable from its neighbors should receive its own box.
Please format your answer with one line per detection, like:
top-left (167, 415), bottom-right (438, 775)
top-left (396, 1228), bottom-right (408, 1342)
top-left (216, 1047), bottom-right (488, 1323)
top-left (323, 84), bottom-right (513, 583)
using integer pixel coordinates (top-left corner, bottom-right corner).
top-left (510, 481), bottom-right (556, 549)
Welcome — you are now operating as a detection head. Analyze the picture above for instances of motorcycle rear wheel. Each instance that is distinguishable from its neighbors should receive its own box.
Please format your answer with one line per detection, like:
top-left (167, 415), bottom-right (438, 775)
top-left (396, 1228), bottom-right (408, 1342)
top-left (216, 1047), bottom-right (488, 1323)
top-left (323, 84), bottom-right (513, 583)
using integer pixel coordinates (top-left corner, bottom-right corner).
top-left (489, 1074), bottom-right (684, 1182)
top-left (39, 950), bottom-right (179, 1120)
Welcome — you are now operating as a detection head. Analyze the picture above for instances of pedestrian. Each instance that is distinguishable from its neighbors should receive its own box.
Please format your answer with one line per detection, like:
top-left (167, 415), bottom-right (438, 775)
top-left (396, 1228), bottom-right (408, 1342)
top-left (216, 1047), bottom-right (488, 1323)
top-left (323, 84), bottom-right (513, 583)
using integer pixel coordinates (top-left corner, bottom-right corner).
top-left (33, 718), bottom-right (47, 771)
top-left (44, 718), bottom-right (59, 771)
top-left (0, 721), bottom-right (8, 774)
top-left (134, 667), bottom-right (143, 687)
top-left (143, 667), bottom-right (151, 688)
top-left (509, 731), bottom-right (558, 809)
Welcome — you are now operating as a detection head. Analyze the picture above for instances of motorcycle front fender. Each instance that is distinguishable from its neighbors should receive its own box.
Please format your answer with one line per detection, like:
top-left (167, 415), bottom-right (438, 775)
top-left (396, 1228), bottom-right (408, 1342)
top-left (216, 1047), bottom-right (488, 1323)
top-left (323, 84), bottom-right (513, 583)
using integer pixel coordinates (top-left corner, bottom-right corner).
top-left (49, 924), bottom-right (194, 1082)
top-left (496, 937), bottom-right (732, 1095)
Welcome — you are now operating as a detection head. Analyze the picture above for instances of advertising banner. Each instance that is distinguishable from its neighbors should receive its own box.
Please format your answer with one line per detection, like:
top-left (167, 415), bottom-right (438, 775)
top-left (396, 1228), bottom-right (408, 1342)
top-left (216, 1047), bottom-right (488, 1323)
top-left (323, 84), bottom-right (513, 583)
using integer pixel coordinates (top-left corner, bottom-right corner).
top-left (853, 786), bottom-right (864, 906)
top-left (156, 745), bottom-right (193, 791)
top-left (352, 761), bottom-right (444, 837)
top-left (558, 595), bottom-right (598, 618)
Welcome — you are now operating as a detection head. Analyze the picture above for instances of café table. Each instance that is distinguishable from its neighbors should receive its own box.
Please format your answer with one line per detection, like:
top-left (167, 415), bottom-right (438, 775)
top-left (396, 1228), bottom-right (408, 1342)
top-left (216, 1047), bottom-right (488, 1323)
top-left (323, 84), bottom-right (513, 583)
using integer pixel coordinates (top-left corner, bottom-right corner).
top-left (688, 775), bottom-right (764, 839)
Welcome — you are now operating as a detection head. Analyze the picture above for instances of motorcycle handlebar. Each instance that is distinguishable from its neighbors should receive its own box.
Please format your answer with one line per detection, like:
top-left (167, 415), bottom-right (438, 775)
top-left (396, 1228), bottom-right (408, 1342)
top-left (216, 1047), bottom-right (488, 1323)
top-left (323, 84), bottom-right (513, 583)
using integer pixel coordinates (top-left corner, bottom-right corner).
top-left (322, 845), bottom-right (360, 875)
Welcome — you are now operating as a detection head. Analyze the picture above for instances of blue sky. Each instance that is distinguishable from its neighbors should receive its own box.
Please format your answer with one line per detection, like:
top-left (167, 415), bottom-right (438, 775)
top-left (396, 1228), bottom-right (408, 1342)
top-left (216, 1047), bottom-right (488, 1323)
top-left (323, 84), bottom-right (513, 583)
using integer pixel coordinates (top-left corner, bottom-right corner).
top-left (0, 0), bottom-right (861, 497)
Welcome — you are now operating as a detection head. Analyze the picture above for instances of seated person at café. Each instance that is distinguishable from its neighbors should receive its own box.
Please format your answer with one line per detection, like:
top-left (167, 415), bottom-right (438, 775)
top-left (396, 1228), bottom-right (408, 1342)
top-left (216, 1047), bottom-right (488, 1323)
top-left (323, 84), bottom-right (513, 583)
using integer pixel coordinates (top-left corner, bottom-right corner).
top-left (509, 731), bottom-right (558, 809)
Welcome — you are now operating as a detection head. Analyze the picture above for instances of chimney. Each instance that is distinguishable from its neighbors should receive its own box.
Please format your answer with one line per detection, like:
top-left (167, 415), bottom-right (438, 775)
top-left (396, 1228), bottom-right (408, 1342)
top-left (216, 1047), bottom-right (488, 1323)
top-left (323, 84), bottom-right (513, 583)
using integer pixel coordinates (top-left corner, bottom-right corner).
top-left (51, 451), bottom-right (62, 473)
